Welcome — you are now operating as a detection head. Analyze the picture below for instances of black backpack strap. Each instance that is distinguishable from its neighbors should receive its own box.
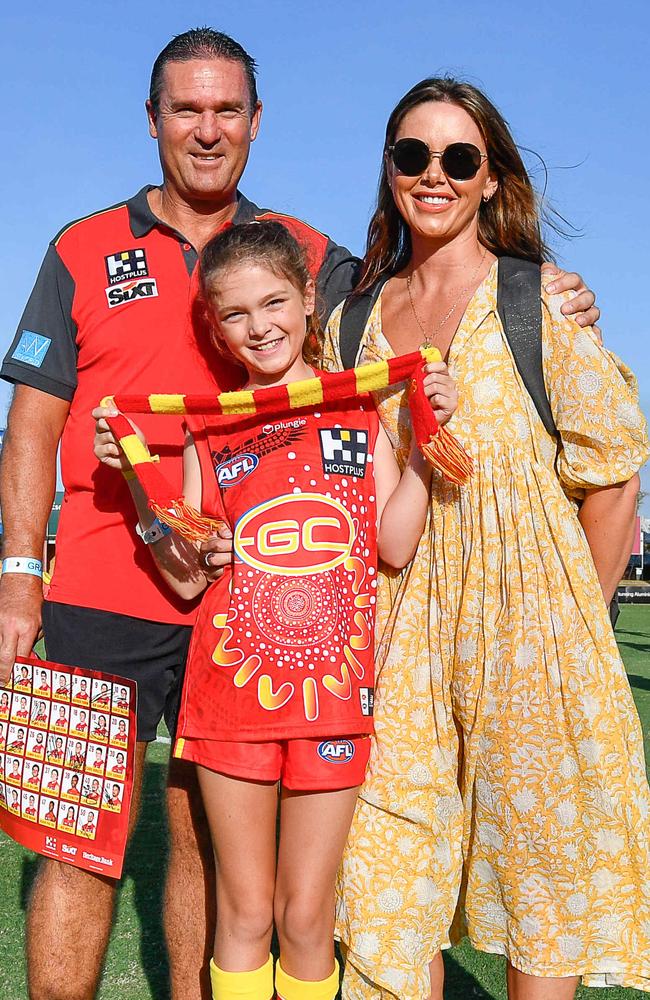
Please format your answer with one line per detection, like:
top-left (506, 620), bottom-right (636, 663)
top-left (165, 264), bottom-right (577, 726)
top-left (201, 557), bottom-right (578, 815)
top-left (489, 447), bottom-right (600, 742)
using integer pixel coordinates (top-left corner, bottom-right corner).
top-left (338, 277), bottom-right (389, 369)
top-left (496, 257), bottom-right (556, 438)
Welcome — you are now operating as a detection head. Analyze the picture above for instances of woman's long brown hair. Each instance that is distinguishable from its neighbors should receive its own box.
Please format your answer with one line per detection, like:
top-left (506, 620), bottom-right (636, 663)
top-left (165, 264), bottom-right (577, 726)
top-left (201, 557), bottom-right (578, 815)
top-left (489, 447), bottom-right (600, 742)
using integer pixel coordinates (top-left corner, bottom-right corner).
top-left (357, 77), bottom-right (551, 293)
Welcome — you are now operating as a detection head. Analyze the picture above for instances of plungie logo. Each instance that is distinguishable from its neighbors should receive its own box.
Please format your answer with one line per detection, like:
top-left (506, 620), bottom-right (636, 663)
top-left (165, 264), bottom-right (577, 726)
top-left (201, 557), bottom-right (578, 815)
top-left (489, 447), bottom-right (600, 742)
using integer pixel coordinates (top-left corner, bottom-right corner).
top-left (317, 740), bottom-right (355, 763)
top-left (216, 453), bottom-right (259, 488)
top-left (234, 493), bottom-right (354, 576)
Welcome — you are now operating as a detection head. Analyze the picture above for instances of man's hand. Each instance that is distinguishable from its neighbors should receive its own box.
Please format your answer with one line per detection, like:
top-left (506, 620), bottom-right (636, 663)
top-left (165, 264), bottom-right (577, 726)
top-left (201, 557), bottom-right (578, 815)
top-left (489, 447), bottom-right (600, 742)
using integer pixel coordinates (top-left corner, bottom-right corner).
top-left (0, 575), bottom-right (43, 685)
top-left (541, 263), bottom-right (601, 341)
top-left (199, 526), bottom-right (234, 581)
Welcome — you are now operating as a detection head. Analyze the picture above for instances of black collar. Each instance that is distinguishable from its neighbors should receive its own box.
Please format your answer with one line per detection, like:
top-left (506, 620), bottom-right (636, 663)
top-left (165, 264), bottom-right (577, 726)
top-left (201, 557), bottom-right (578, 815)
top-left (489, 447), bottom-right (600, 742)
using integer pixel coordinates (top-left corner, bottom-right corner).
top-left (127, 186), bottom-right (262, 239)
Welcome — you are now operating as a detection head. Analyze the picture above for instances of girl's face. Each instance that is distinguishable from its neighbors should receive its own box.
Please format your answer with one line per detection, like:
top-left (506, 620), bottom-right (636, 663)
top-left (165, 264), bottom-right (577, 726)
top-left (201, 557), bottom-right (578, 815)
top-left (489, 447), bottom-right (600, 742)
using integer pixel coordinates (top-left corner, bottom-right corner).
top-left (207, 262), bottom-right (316, 387)
top-left (388, 101), bottom-right (497, 247)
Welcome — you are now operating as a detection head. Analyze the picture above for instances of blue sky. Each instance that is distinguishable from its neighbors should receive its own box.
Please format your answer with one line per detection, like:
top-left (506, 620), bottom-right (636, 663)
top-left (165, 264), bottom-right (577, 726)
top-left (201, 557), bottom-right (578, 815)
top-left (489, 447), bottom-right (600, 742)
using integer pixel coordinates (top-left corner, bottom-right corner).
top-left (1, 0), bottom-right (649, 507)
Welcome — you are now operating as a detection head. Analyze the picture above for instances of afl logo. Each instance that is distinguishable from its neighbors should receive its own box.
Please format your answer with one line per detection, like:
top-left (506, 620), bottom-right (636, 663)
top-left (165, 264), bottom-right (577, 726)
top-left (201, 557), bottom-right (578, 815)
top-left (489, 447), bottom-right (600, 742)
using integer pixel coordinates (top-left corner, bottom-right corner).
top-left (234, 493), bottom-right (354, 576)
top-left (216, 453), bottom-right (259, 488)
top-left (317, 740), bottom-right (355, 763)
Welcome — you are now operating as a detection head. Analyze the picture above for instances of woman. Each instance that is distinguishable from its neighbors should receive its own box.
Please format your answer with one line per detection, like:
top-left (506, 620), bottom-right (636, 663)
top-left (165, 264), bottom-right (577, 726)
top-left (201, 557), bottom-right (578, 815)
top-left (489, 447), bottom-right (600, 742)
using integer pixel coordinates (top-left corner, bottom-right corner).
top-left (323, 78), bottom-right (650, 1000)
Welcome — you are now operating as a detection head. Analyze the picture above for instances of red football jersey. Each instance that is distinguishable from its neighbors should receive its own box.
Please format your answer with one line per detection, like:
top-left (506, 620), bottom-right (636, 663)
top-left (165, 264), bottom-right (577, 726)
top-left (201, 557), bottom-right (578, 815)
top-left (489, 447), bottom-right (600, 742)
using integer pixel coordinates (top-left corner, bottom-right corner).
top-left (176, 399), bottom-right (379, 743)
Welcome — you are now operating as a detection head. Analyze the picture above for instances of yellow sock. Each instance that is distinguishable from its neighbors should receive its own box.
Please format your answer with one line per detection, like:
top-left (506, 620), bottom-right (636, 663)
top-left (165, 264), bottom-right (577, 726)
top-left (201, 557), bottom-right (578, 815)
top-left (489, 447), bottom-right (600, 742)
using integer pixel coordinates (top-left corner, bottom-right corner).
top-left (209, 955), bottom-right (274, 1000)
top-left (275, 959), bottom-right (339, 1000)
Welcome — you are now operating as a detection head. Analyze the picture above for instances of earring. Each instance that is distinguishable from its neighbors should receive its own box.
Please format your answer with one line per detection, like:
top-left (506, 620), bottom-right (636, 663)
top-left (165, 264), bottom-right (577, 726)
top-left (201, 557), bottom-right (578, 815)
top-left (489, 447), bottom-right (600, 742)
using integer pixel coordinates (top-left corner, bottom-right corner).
top-left (482, 194), bottom-right (491, 202)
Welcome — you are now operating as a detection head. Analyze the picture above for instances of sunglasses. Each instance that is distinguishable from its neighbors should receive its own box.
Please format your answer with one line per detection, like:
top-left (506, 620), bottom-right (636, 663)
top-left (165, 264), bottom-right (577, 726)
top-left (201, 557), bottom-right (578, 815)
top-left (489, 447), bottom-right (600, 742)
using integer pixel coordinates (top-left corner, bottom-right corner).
top-left (387, 138), bottom-right (488, 180)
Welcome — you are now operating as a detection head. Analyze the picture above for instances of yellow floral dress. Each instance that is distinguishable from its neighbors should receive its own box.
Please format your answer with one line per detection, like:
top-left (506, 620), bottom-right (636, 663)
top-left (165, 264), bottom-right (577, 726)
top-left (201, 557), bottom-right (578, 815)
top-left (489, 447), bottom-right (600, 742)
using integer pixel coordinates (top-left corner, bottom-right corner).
top-left (322, 260), bottom-right (650, 998)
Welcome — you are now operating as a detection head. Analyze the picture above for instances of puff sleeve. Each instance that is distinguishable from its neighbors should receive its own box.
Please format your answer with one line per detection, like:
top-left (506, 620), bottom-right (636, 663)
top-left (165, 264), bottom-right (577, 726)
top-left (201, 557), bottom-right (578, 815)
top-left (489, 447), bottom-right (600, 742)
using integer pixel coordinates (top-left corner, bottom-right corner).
top-left (542, 287), bottom-right (649, 491)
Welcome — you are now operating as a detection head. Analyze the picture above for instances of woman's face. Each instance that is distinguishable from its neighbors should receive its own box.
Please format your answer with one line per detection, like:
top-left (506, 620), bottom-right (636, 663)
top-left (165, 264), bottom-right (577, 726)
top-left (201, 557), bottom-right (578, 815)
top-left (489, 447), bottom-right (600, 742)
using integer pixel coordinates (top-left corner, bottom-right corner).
top-left (388, 101), bottom-right (497, 246)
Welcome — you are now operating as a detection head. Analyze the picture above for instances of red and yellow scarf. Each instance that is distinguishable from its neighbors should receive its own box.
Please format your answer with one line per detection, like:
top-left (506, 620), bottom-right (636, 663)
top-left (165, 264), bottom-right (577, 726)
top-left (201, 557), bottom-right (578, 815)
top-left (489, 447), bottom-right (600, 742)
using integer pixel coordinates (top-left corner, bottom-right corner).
top-left (102, 348), bottom-right (472, 542)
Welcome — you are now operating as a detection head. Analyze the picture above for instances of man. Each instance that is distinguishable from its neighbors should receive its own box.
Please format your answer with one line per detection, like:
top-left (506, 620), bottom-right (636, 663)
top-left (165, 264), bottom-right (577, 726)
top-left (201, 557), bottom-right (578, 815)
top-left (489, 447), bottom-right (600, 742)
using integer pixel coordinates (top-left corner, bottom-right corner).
top-left (15, 665), bottom-right (31, 690)
top-left (26, 763), bottom-right (42, 788)
top-left (48, 736), bottom-right (65, 762)
top-left (105, 783), bottom-right (122, 809)
top-left (0, 25), bottom-right (597, 1000)
top-left (75, 678), bottom-right (90, 705)
top-left (43, 800), bottom-right (57, 824)
top-left (14, 696), bottom-right (30, 722)
top-left (46, 769), bottom-right (60, 794)
top-left (66, 773), bottom-right (81, 800)
top-left (28, 731), bottom-right (46, 759)
top-left (84, 778), bottom-right (102, 805)
top-left (52, 705), bottom-right (68, 732)
top-left (24, 794), bottom-right (38, 819)
top-left (54, 674), bottom-right (70, 698)
top-left (36, 669), bottom-right (51, 695)
top-left (8, 727), bottom-right (26, 753)
top-left (111, 752), bottom-right (126, 776)
top-left (81, 810), bottom-right (97, 836)
top-left (68, 740), bottom-right (86, 770)
top-left (112, 718), bottom-right (128, 746)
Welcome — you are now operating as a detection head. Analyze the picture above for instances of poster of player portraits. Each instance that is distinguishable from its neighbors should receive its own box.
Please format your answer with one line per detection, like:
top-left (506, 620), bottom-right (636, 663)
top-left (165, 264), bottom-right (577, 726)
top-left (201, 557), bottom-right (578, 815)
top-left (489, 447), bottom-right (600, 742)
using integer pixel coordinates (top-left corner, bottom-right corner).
top-left (0, 658), bottom-right (136, 878)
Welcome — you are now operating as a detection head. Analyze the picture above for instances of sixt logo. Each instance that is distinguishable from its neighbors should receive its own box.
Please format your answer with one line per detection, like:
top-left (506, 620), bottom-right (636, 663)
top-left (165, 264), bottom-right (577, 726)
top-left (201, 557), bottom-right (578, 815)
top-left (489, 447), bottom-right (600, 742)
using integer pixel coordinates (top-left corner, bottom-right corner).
top-left (61, 844), bottom-right (78, 857)
top-left (234, 493), bottom-right (354, 576)
top-left (317, 739), bottom-right (355, 763)
top-left (105, 279), bottom-right (158, 309)
top-left (216, 453), bottom-right (259, 489)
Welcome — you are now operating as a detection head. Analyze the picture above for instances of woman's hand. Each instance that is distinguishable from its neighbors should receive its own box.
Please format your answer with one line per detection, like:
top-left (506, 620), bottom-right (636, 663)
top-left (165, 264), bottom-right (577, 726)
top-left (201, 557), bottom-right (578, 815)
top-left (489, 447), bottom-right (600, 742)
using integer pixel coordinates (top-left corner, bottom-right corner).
top-left (422, 361), bottom-right (458, 427)
top-left (541, 263), bottom-right (602, 342)
top-left (91, 405), bottom-right (144, 473)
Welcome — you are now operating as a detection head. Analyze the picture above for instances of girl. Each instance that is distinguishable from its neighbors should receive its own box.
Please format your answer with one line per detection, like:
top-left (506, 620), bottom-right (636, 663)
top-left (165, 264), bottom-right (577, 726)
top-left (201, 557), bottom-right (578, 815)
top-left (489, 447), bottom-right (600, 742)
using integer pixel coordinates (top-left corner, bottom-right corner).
top-left (94, 221), bottom-right (458, 1000)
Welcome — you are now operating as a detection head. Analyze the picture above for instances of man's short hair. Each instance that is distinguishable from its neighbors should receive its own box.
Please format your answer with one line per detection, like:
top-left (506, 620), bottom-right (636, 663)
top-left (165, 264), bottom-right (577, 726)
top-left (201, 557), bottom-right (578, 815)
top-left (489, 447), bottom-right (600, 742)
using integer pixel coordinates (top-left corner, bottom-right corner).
top-left (149, 27), bottom-right (258, 116)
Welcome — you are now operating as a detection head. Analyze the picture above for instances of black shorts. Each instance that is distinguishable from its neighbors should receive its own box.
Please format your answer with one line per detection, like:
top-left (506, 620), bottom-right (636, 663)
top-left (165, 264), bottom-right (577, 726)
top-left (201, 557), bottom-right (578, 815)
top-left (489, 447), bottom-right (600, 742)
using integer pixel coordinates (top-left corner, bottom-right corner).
top-left (42, 602), bottom-right (192, 742)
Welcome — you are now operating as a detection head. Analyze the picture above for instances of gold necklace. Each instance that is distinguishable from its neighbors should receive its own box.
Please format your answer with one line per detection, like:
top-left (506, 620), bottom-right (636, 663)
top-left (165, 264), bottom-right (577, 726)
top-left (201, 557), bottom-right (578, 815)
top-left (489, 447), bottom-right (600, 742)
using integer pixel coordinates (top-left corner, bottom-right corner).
top-left (406, 246), bottom-right (488, 347)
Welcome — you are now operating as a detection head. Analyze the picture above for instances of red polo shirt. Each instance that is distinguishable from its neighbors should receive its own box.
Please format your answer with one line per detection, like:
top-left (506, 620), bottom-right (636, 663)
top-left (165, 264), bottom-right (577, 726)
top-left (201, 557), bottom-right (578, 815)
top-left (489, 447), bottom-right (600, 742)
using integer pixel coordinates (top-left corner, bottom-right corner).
top-left (2, 187), bottom-right (358, 623)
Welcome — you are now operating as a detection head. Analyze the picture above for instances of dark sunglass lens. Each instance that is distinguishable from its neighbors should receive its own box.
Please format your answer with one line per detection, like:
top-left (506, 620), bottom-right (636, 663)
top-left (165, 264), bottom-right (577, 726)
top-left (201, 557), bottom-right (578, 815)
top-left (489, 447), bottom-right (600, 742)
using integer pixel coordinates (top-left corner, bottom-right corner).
top-left (391, 138), bottom-right (430, 176)
top-left (441, 143), bottom-right (482, 180)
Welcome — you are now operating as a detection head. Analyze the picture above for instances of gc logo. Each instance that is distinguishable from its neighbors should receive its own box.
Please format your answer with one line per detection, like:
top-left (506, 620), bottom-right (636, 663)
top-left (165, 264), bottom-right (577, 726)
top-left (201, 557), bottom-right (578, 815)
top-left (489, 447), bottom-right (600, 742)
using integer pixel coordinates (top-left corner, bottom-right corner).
top-left (234, 493), bottom-right (354, 575)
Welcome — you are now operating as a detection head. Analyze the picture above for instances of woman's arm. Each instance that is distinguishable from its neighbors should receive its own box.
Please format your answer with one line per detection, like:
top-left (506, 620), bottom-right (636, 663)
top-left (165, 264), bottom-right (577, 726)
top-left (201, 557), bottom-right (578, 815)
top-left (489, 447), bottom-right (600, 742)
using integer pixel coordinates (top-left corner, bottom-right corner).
top-left (578, 475), bottom-right (640, 605)
top-left (374, 425), bottom-right (432, 570)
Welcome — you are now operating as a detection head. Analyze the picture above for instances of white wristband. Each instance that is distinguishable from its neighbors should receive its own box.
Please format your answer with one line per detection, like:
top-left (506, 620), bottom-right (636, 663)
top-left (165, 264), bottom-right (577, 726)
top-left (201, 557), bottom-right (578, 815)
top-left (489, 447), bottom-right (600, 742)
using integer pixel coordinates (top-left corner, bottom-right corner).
top-left (135, 518), bottom-right (172, 545)
top-left (2, 557), bottom-right (43, 578)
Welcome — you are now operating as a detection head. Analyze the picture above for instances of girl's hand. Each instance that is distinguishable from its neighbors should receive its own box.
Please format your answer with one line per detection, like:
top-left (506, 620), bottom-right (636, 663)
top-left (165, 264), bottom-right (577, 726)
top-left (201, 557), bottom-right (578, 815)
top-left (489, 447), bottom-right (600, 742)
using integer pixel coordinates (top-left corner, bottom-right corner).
top-left (422, 362), bottom-right (458, 427)
top-left (91, 405), bottom-right (145, 472)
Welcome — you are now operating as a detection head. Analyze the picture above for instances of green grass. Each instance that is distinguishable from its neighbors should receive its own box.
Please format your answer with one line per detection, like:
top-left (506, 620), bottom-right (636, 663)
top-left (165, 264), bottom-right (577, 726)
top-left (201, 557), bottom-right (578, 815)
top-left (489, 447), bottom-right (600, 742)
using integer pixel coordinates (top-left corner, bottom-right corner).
top-left (1, 606), bottom-right (648, 999)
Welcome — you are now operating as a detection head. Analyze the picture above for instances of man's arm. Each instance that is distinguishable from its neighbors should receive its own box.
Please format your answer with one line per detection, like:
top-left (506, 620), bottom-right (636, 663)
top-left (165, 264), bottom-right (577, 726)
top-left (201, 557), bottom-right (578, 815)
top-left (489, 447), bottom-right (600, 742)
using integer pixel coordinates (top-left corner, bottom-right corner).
top-left (0, 386), bottom-right (69, 682)
top-left (578, 475), bottom-right (640, 605)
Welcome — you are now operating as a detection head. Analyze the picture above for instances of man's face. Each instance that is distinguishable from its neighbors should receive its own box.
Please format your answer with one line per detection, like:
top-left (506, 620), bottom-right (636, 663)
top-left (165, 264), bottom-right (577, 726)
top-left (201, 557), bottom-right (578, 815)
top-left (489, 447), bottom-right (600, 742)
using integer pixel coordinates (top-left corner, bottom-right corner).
top-left (80, 681), bottom-right (87, 692)
top-left (147, 58), bottom-right (261, 206)
top-left (17, 729), bottom-right (24, 740)
top-left (36, 733), bottom-right (43, 745)
top-left (20, 698), bottom-right (27, 709)
top-left (75, 742), bottom-right (82, 753)
top-left (59, 675), bottom-right (66, 687)
top-left (117, 754), bottom-right (124, 764)
top-left (51, 770), bottom-right (59, 780)
top-left (31, 765), bottom-right (39, 778)
top-left (92, 780), bottom-right (99, 792)
top-left (56, 738), bottom-right (63, 750)
top-left (71, 775), bottom-right (79, 787)
top-left (12, 761), bottom-right (19, 773)
top-left (112, 785), bottom-right (120, 798)
top-left (58, 707), bottom-right (66, 719)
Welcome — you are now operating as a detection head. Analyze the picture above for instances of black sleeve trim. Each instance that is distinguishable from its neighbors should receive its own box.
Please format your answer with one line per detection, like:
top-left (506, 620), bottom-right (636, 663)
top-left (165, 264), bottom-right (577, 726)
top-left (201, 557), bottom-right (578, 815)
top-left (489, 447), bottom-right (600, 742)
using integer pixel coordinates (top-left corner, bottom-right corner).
top-left (0, 364), bottom-right (76, 401)
top-left (3, 244), bottom-right (79, 398)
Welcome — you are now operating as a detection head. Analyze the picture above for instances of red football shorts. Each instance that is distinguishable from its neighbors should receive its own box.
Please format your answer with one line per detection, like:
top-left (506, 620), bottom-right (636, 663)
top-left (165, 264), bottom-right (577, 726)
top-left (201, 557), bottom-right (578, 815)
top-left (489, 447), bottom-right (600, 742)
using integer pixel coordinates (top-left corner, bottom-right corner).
top-left (174, 734), bottom-right (371, 790)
